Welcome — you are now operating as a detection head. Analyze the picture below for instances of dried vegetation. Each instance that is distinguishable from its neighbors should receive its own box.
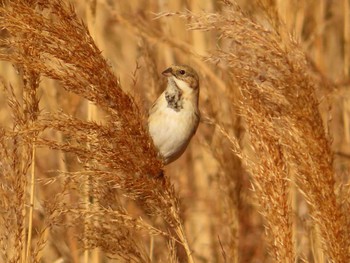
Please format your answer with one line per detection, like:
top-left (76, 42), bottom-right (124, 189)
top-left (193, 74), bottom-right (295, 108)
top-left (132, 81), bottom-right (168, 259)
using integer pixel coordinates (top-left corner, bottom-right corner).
top-left (0, 0), bottom-right (350, 262)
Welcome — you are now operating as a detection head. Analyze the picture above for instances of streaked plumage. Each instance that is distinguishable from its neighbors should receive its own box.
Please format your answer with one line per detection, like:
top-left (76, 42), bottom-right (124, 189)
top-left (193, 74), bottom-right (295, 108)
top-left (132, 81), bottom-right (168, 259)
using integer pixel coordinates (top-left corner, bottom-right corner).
top-left (148, 65), bottom-right (200, 164)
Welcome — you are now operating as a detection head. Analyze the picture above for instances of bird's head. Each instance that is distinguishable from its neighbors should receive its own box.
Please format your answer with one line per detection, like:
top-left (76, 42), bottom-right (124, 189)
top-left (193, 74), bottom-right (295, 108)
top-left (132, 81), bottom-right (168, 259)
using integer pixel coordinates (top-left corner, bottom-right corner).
top-left (162, 65), bottom-right (199, 92)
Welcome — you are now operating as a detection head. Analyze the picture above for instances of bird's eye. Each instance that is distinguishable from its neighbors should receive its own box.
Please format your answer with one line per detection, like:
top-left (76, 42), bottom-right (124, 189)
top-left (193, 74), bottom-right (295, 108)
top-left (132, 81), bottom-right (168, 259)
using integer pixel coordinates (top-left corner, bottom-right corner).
top-left (179, 70), bottom-right (186, 75)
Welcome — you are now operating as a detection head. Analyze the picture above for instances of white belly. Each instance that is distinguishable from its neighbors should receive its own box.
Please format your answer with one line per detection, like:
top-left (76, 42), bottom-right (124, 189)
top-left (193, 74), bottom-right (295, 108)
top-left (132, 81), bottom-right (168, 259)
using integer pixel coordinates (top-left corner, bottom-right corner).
top-left (148, 101), bottom-right (199, 164)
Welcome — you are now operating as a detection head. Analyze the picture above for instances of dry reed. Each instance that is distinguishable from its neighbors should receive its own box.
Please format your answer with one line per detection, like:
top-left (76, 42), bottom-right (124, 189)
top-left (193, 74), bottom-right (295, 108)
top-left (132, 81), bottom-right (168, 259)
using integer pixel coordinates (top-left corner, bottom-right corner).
top-left (0, 0), bottom-right (350, 262)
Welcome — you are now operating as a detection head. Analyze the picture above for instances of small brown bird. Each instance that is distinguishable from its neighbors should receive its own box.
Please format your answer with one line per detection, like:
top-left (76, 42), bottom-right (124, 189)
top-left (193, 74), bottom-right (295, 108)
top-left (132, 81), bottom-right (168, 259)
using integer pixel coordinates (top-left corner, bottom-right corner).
top-left (148, 65), bottom-right (200, 164)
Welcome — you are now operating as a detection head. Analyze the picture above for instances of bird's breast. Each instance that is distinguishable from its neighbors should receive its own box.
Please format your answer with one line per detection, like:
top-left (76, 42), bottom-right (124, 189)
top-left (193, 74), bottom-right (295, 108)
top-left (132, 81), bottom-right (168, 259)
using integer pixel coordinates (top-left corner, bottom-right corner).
top-left (148, 99), bottom-right (199, 163)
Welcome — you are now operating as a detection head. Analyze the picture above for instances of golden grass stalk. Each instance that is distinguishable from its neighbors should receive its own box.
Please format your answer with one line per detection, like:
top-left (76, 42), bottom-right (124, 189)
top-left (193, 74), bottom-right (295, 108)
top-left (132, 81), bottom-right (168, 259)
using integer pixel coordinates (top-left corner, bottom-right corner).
top-left (25, 144), bottom-right (36, 262)
top-left (185, 1), bottom-right (349, 261)
top-left (85, 0), bottom-right (98, 261)
top-left (0, 0), bottom-right (162, 176)
top-left (0, 64), bottom-right (40, 262)
top-left (21, 54), bottom-right (40, 263)
top-left (344, 0), bottom-right (350, 78)
top-left (0, 0), bottom-right (194, 261)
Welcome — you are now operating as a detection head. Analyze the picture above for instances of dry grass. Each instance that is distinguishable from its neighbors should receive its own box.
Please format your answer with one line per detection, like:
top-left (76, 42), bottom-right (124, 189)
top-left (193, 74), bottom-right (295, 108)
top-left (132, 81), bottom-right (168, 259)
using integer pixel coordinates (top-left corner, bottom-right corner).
top-left (0, 0), bottom-right (350, 262)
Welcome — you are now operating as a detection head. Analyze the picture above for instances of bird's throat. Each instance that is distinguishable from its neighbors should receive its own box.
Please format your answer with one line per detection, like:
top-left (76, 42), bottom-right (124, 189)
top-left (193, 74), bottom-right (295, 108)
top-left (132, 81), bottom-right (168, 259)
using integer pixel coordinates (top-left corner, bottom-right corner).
top-left (165, 80), bottom-right (183, 112)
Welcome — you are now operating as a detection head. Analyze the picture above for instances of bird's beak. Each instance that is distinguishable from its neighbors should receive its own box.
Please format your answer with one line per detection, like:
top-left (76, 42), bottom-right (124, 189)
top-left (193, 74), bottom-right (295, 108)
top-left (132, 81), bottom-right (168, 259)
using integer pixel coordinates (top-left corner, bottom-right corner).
top-left (162, 67), bottom-right (173, 77)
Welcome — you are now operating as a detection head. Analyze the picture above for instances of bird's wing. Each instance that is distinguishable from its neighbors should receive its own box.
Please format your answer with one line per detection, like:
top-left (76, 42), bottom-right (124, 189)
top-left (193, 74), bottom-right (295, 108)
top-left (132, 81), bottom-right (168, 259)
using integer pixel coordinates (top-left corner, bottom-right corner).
top-left (190, 110), bottom-right (201, 137)
top-left (148, 97), bottom-right (161, 118)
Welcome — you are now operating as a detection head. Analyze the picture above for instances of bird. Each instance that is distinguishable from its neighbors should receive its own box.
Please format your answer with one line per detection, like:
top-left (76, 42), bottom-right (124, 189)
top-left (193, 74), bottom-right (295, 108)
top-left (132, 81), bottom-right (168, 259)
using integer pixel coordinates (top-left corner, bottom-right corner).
top-left (148, 64), bottom-right (200, 164)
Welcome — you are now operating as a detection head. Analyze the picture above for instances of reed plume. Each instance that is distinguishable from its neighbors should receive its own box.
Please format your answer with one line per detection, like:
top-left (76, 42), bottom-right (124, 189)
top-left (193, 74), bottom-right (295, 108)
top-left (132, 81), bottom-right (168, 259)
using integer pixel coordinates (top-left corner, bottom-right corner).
top-left (0, 0), bottom-right (194, 262)
top-left (186, 1), bottom-right (349, 262)
top-left (1, 0), bottom-right (350, 262)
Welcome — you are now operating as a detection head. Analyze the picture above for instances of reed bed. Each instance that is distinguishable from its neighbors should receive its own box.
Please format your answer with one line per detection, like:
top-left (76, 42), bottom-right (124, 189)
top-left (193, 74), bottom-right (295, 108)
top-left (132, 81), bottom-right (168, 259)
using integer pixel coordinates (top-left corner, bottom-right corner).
top-left (0, 0), bottom-right (349, 262)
